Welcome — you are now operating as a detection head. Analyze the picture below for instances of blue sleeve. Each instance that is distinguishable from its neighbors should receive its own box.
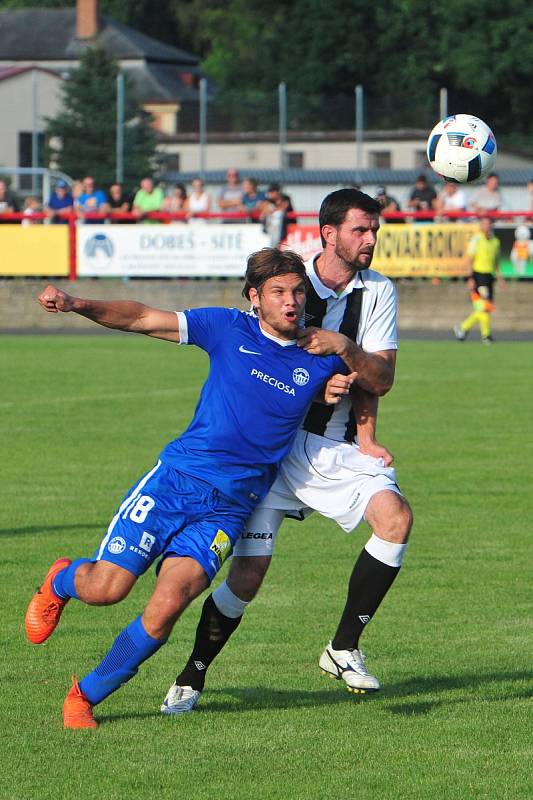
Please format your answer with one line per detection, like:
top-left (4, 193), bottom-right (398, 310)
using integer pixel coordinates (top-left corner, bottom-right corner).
top-left (183, 307), bottom-right (238, 353)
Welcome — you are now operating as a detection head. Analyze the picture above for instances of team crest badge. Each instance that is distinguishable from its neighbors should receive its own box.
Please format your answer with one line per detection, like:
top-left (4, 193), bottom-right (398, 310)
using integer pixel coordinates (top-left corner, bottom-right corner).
top-left (293, 367), bottom-right (310, 386)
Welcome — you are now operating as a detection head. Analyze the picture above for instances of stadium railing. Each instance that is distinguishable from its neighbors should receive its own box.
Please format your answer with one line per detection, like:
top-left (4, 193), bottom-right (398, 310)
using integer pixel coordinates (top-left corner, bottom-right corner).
top-left (0, 209), bottom-right (532, 280)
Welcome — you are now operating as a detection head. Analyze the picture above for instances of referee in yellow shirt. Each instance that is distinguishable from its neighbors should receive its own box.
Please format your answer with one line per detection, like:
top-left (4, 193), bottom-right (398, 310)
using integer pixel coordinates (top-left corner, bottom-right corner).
top-left (454, 217), bottom-right (504, 343)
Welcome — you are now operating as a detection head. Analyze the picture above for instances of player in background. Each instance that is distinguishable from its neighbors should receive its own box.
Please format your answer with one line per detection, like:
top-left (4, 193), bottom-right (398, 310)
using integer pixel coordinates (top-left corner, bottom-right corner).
top-left (162, 189), bottom-right (413, 714)
top-left (26, 248), bottom-right (362, 729)
top-left (454, 216), bottom-right (504, 343)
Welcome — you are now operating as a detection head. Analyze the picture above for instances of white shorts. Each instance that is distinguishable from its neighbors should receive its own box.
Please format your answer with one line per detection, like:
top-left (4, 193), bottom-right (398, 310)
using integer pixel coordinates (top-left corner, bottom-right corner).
top-left (233, 430), bottom-right (401, 557)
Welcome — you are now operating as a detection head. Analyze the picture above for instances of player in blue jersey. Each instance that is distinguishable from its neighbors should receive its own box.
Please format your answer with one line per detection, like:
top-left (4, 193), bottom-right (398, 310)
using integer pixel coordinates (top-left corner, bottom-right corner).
top-left (25, 247), bottom-right (361, 729)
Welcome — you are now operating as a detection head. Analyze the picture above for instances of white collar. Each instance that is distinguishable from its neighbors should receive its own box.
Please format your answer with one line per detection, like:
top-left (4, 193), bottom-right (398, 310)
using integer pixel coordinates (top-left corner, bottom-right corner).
top-left (258, 320), bottom-right (295, 347)
top-left (307, 255), bottom-right (366, 300)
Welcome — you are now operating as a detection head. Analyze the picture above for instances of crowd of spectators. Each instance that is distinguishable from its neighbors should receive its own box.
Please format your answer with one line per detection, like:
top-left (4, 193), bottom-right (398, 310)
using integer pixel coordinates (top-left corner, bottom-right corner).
top-left (1, 170), bottom-right (533, 238)
top-left (375, 172), bottom-right (510, 220)
top-left (0, 169), bottom-right (296, 244)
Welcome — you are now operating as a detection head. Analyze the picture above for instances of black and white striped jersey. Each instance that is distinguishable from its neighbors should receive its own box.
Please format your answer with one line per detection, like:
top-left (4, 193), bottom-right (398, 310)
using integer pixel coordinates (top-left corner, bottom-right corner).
top-left (301, 256), bottom-right (398, 443)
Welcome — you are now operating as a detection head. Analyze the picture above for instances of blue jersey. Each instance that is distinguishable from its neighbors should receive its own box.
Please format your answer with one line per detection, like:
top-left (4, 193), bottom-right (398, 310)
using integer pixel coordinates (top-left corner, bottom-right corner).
top-left (160, 307), bottom-right (345, 511)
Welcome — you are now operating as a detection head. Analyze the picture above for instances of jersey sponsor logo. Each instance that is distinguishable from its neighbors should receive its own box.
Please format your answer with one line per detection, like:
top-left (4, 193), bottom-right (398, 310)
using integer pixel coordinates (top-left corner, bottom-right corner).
top-left (250, 368), bottom-right (296, 396)
top-left (209, 529), bottom-right (231, 566)
top-left (241, 531), bottom-right (273, 540)
top-left (108, 536), bottom-right (126, 555)
top-left (139, 531), bottom-right (156, 553)
top-left (292, 367), bottom-right (310, 386)
top-left (239, 344), bottom-right (262, 355)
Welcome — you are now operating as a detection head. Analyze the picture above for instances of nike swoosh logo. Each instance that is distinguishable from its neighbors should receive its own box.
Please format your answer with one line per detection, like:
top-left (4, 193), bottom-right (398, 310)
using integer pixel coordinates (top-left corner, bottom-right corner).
top-left (239, 345), bottom-right (262, 355)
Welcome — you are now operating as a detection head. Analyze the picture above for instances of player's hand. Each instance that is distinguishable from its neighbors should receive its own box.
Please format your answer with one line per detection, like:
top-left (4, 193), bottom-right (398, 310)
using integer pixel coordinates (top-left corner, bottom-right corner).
top-left (297, 327), bottom-right (346, 355)
top-left (498, 276), bottom-right (507, 290)
top-left (324, 372), bottom-right (357, 404)
top-left (358, 439), bottom-right (394, 466)
top-left (38, 284), bottom-right (75, 313)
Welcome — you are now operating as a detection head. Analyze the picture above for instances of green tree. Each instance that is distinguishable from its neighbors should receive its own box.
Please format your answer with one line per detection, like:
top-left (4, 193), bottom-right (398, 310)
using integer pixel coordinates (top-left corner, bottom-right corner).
top-left (45, 46), bottom-right (156, 189)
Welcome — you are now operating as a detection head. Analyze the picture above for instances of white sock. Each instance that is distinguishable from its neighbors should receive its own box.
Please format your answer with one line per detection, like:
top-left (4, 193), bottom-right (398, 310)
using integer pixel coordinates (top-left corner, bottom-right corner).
top-left (212, 580), bottom-right (250, 619)
top-left (365, 533), bottom-right (407, 568)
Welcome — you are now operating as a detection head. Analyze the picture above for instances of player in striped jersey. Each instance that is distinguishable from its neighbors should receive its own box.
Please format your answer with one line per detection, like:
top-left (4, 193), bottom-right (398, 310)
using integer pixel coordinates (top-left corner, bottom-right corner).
top-left (162, 189), bottom-right (413, 714)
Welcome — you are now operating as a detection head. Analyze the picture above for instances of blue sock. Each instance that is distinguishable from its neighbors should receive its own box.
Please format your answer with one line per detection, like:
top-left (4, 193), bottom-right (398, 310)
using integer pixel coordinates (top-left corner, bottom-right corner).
top-left (79, 615), bottom-right (166, 705)
top-left (52, 558), bottom-right (92, 600)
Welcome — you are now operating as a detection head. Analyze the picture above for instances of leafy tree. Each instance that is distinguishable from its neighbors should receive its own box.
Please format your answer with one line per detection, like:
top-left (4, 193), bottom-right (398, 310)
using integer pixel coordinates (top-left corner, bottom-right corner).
top-left (45, 46), bottom-right (155, 189)
top-left (5, 0), bottom-right (533, 138)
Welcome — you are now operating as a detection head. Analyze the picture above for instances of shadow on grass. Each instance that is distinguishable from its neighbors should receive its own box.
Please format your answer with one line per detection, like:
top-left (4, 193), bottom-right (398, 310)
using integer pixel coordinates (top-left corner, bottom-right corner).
top-left (98, 670), bottom-right (533, 722)
top-left (0, 523), bottom-right (106, 538)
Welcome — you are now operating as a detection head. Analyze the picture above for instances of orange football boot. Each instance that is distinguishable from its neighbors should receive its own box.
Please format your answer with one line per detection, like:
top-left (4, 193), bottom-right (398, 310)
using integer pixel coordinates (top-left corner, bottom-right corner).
top-left (25, 557), bottom-right (72, 644)
top-left (62, 676), bottom-right (97, 729)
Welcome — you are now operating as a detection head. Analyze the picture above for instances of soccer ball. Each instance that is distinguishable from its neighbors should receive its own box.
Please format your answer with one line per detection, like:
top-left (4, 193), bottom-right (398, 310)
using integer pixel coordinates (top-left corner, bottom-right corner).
top-left (426, 114), bottom-right (497, 183)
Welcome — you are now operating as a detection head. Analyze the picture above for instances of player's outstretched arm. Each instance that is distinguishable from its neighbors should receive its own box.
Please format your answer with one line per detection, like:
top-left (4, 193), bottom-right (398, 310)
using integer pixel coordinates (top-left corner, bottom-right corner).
top-left (37, 284), bottom-right (180, 342)
top-left (351, 386), bottom-right (393, 466)
top-left (296, 327), bottom-right (395, 396)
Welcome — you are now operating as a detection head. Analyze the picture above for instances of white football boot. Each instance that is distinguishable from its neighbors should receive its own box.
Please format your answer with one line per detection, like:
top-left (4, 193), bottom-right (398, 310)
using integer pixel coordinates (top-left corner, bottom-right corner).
top-left (319, 641), bottom-right (380, 693)
top-left (161, 683), bottom-right (201, 715)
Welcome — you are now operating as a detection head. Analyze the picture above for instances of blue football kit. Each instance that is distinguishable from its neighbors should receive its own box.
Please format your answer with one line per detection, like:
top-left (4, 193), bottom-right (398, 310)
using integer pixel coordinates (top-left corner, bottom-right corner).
top-left (94, 307), bottom-right (345, 582)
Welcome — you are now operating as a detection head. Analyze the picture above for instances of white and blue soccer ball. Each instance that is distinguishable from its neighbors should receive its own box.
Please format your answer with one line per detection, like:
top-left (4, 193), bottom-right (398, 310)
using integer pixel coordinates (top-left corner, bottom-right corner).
top-left (426, 114), bottom-right (497, 183)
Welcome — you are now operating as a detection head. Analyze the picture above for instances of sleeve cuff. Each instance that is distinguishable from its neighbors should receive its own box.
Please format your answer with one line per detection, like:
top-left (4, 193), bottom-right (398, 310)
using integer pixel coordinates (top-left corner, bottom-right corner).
top-left (176, 311), bottom-right (188, 344)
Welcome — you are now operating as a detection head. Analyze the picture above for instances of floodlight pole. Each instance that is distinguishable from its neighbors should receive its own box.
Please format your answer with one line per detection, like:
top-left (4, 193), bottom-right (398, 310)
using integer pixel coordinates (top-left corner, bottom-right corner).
top-left (355, 84), bottom-right (364, 179)
top-left (439, 87), bottom-right (448, 120)
top-left (278, 82), bottom-right (287, 172)
top-left (199, 77), bottom-right (207, 180)
top-left (31, 69), bottom-right (39, 195)
top-left (116, 72), bottom-right (125, 184)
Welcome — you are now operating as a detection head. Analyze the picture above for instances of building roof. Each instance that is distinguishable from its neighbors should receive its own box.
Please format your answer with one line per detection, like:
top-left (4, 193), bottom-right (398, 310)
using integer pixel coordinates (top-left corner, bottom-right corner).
top-left (163, 168), bottom-right (533, 187)
top-left (0, 65), bottom-right (63, 82)
top-left (0, 9), bottom-right (199, 65)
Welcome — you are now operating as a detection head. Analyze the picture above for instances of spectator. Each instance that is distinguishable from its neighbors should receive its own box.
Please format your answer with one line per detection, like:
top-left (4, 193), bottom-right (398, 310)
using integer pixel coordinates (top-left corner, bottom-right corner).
top-left (375, 186), bottom-right (402, 222)
top-left (75, 176), bottom-right (109, 222)
top-left (240, 177), bottom-right (267, 220)
top-left (407, 173), bottom-right (437, 215)
top-left (22, 196), bottom-right (42, 226)
top-left (187, 177), bottom-right (211, 219)
top-left (0, 179), bottom-right (20, 223)
top-left (71, 180), bottom-right (83, 204)
top-left (527, 177), bottom-right (533, 210)
top-left (46, 180), bottom-right (73, 224)
top-left (218, 168), bottom-right (243, 218)
top-left (108, 183), bottom-right (132, 213)
top-left (261, 183), bottom-right (295, 245)
top-left (434, 182), bottom-right (467, 218)
top-left (132, 176), bottom-right (164, 223)
top-left (470, 173), bottom-right (502, 213)
top-left (163, 183), bottom-right (188, 219)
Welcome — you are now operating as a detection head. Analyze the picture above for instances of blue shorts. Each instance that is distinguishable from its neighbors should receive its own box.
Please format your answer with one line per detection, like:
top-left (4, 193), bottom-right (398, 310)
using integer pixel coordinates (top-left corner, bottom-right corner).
top-left (92, 460), bottom-right (250, 582)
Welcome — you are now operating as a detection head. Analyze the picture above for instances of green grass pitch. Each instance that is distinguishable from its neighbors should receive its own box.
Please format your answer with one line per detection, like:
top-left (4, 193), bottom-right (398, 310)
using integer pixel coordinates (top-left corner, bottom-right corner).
top-left (1, 334), bottom-right (532, 800)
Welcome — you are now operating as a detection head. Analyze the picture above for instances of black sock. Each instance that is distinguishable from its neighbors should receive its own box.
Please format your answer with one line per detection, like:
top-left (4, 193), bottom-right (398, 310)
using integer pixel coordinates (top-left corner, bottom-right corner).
top-left (331, 548), bottom-right (400, 651)
top-left (175, 594), bottom-right (243, 691)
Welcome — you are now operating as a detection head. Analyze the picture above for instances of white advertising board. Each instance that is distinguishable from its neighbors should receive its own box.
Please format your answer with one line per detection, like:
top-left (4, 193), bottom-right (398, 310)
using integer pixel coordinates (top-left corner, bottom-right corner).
top-left (77, 224), bottom-right (271, 277)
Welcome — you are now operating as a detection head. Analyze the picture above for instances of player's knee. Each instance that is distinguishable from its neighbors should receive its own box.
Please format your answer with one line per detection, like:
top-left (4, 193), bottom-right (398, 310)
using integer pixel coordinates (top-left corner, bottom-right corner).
top-left (371, 495), bottom-right (413, 544)
top-left (227, 556), bottom-right (270, 602)
top-left (80, 562), bottom-right (135, 605)
top-left (389, 498), bottom-right (413, 542)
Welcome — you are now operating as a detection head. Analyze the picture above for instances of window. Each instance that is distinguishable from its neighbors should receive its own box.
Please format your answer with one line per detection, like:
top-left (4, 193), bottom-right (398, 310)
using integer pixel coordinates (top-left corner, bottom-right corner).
top-left (162, 154), bottom-right (180, 173)
top-left (286, 151), bottom-right (304, 169)
top-left (369, 151), bottom-right (391, 169)
top-left (18, 131), bottom-right (46, 190)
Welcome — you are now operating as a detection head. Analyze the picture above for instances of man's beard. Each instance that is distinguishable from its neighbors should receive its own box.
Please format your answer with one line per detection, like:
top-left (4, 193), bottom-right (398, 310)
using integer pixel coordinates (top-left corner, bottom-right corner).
top-left (334, 242), bottom-right (371, 272)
